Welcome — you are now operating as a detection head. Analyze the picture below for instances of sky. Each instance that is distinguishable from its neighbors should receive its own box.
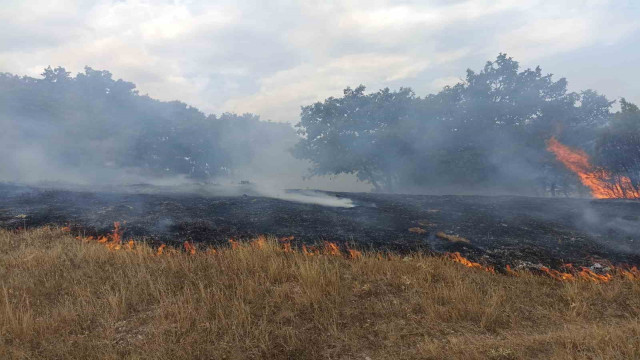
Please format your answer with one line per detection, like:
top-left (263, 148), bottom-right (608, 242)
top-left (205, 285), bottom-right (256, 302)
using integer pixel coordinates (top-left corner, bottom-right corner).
top-left (1, 0), bottom-right (639, 123)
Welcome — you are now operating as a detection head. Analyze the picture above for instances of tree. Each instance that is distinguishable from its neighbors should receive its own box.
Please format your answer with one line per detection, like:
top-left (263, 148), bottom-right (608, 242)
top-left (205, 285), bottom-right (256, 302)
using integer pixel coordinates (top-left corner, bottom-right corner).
top-left (293, 54), bottom-right (614, 195)
top-left (0, 66), bottom-right (297, 183)
top-left (293, 85), bottom-right (417, 192)
top-left (594, 99), bottom-right (640, 193)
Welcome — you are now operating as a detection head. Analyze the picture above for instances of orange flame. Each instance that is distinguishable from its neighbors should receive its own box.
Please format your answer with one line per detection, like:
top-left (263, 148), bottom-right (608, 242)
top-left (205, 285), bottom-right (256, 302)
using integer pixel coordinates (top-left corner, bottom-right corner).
top-left (323, 242), bottom-right (341, 256)
top-left (505, 265), bottom-right (519, 277)
top-left (279, 236), bottom-right (294, 253)
top-left (64, 224), bottom-right (640, 283)
top-left (447, 252), bottom-right (495, 273)
top-left (347, 248), bottom-right (362, 259)
top-left (251, 235), bottom-right (267, 249)
top-left (184, 241), bottom-right (196, 255)
top-left (546, 137), bottom-right (640, 199)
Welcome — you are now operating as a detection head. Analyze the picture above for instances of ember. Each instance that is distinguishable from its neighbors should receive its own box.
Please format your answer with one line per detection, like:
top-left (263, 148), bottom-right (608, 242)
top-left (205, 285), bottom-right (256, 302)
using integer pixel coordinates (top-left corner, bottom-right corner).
top-left (547, 137), bottom-right (640, 199)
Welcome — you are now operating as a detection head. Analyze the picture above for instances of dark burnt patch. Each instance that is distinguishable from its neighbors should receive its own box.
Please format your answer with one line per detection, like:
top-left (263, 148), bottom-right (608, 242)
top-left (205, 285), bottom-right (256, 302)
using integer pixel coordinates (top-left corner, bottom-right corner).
top-left (1, 183), bottom-right (640, 269)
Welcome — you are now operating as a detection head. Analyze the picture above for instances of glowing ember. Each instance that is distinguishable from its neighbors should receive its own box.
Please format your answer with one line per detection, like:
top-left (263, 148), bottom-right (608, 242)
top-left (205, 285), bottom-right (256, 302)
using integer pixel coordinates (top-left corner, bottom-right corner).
top-left (546, 137), bottom-right (640, 199)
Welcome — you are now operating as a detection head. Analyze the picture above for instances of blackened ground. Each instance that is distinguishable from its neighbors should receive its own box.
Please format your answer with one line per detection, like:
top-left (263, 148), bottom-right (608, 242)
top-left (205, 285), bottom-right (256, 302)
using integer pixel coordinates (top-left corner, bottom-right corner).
top-left (1, 183), bottom-right (639, 269)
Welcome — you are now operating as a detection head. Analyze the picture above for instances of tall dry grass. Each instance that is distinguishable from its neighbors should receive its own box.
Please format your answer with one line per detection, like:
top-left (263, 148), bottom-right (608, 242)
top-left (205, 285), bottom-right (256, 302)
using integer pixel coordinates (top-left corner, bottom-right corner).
top-left (1, 227), bottom-right (639, 359)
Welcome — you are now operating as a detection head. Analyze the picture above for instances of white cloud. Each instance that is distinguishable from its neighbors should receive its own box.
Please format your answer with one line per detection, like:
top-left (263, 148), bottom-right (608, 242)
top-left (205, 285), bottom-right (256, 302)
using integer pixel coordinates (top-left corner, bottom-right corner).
top-left (0, 0), bottom-right (639, 121)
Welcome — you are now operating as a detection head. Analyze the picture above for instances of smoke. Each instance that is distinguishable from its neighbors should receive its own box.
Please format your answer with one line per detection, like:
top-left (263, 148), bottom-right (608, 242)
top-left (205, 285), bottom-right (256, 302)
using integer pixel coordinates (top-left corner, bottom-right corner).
top-left (579, 204), bottom-right (640, 254)
top-left (0, 68), bottom-right (369, 207)
top-left (0, 54), bottom-right (629, 202)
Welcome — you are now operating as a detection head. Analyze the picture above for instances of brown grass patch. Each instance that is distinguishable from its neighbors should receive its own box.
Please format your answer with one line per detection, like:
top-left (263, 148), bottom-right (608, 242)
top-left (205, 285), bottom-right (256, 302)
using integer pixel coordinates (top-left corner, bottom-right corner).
top-left (436, 231), bottom-right (471, 244)
top-left (408, 227), bottom-right (427, 234)
top-left (1, 227), bottom-right (640, 359)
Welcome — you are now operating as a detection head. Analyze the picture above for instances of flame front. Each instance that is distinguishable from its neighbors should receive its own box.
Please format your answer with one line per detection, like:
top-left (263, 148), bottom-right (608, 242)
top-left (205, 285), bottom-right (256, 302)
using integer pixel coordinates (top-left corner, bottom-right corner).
top-left (448, 252), bottom-right (495, 273)
top-left (546, 137), bottom-right (639, 199)
top-left (66, 224), bottom-right (640, 283)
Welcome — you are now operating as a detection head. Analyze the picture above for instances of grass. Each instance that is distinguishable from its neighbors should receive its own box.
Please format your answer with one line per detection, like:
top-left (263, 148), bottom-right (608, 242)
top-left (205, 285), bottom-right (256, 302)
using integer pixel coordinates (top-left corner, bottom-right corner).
top-left (1, 227), bottom-right (640, 359)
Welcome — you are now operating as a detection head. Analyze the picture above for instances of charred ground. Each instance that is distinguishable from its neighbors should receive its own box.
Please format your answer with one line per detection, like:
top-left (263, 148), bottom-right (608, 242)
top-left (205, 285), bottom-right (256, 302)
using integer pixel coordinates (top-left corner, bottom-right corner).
top-left (1, 183), bottom-right (639, 269)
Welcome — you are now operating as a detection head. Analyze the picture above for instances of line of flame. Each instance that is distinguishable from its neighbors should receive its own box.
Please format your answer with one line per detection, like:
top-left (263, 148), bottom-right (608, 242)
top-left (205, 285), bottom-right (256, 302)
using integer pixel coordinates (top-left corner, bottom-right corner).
top-left (546, 137), bottom-right (639, 199)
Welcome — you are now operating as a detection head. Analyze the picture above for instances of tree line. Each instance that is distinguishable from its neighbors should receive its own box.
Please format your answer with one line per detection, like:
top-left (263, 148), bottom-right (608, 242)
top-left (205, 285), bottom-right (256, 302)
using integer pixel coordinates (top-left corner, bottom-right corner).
top-left (293, 54), bottom-right (640, 196)
top-left (0, 66), bottom-right (295, 183)
top-left (1, 55), bottom-right (637, 196)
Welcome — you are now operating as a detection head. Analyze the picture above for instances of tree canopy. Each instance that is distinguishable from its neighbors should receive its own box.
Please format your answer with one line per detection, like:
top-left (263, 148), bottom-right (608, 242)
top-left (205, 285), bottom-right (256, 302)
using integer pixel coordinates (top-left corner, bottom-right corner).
top-left (294, 54), bottom-right (625, 195)
top-left (0, 66), bottom-right (296, 183)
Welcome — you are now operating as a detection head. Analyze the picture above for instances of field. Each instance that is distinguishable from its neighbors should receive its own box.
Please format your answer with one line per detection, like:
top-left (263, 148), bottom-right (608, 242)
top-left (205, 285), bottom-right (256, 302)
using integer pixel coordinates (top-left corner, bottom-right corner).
top-left (1, 227), bottom-right (640, 359)
top-left (3, 183), bottom-right (640, 269)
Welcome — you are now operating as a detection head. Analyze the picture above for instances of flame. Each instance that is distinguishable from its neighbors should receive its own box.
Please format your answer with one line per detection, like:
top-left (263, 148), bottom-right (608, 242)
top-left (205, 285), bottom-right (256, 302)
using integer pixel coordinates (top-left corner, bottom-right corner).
top-left (251, 235), bottom-right (266, 249)
top-left (447, 252), bottom-right (495, 273)
top-left (540, 266), bottom-right (575, 281)
top-left (302, 244), bottom-right (319, 256)
top-left (323, 241), bottom-right (341, 256)
top-left (347, 248), bottom-right (362, 259)
top-left (184, 241), bottom-right (196, 255)
top-left (505, 264), bottom-right (519, 277)
top-left (279, 236), bottom-right (294, 253)
top-left (546, 137), bottom-right (640, 199)
top-left (64, 224), bottom-right (640, 283)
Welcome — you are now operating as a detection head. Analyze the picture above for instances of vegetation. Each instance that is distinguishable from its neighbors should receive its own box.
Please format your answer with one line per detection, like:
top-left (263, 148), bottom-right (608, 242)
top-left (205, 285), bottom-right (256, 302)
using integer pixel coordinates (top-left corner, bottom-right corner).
top-left (1, 54), bottom-right (638, 195)
top-left (294, 54), bottom-right (637, 196)
top-left (2, 227), bottom-right (640, 359)
top-left (0, 67), bottom-right (295, 181)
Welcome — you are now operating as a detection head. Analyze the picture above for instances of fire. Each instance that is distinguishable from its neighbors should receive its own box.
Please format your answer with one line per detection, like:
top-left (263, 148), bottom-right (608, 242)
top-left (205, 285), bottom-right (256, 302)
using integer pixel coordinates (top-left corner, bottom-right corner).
top-left (279, 236), bottom-right (294, 253)
top-left (347, 248), bottom-right (362, 259)
top-left (447, 252), bottom-right (495, 273)
top-left (323, 241), bottom-right (341, 256)
top-left (546, 137), bottom-right (640, 199)
top-left (302, 244), bottom-right (317, 256)
top-left (251, 235), bottom-right (266, 249)
top-left (184, 241), bottom-right (197, 255)
top-left (64, 223), bottom-right (640, 283)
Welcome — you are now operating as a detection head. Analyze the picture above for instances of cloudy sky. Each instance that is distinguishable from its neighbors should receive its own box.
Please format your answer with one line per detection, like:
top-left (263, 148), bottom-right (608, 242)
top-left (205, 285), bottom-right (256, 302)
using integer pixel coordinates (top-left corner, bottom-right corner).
top-left (1, 0), bottom-right (639, 123)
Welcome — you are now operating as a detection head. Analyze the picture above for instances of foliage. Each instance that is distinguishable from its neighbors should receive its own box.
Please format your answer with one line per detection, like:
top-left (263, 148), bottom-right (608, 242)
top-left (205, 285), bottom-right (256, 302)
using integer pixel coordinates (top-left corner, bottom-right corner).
top-left (0, 67), bottom-right (296, 182)
top-left (294, 54), bottom-right (618, 195)
top-left (595, 98), bottom-right (640, 193)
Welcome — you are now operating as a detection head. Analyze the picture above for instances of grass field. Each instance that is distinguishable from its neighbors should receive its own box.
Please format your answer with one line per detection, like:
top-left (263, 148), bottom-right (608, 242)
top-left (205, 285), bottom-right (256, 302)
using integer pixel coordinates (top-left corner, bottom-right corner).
top-left (1, 227), bottom-right (640, 359)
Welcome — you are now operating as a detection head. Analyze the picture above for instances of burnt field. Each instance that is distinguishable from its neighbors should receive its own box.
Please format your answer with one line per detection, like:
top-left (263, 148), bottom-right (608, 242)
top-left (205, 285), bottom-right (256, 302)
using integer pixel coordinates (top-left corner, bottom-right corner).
top-left (1, 183), bottom-right (639, 269)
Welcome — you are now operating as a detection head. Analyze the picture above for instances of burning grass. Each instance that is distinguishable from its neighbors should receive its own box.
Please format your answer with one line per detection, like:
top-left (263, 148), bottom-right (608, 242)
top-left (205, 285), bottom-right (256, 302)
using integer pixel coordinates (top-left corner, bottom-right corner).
top-left (2, 228), bottom-right (640, 359)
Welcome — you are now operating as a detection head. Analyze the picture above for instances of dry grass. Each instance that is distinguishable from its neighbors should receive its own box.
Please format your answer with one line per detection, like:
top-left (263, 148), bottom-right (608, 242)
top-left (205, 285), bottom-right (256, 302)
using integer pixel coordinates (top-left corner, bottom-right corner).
top-left (1, 227), bottom-right (640, 359)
